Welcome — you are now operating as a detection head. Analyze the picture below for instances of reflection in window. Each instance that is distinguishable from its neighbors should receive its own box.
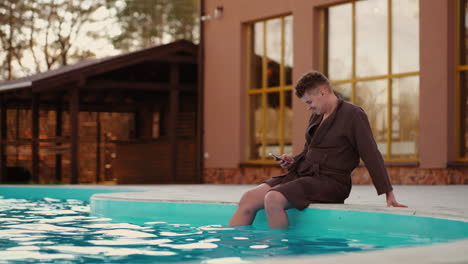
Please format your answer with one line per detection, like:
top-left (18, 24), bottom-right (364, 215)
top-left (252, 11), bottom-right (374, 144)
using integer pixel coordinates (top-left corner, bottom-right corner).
top-left (327, 3), bottom-right (352, 81)
top-left (284, 16), bottom-right (293, 85)
top-left (463, 73), bottom-right (468, 159)
top-left (251, 22), bottom-right (264, 89)
top-left (457, 0), bottom-right (468, 159)
top-left (458, 71), bottom-right (468, 159)
top-left (393, 0), bottom-right (420, 74)
top-left (324, 0), bottom-right (419, 161)
top-left (248, 94), bottom-right (262, 160)
top-left (356, 80), bottom-right (388, 156)
top-left (247, 15), bottom-right (293, 162)
top-left (266, 18), bottom-right (282, 88)
top-left (356, 0), bottom-right (388, 78)
top-left (333, 83), bottom-right (352, 101)
top-left (391, 76), bottom-right (419, 160)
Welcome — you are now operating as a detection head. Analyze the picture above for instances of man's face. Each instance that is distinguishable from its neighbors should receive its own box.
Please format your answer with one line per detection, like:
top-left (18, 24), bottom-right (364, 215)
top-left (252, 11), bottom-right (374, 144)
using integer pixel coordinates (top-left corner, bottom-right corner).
top-left (300, 86), bottom-right (325, 114)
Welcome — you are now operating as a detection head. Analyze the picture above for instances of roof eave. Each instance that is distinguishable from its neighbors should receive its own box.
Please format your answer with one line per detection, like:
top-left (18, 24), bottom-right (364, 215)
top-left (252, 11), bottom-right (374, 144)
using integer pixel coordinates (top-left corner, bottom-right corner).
top-left (0, 81), bottom-right (32, 92)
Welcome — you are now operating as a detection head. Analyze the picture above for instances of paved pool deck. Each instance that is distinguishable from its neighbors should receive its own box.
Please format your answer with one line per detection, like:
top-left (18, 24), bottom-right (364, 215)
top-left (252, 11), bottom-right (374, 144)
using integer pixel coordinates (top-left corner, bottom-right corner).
top-left (3, 184), bottom-right (468, 263)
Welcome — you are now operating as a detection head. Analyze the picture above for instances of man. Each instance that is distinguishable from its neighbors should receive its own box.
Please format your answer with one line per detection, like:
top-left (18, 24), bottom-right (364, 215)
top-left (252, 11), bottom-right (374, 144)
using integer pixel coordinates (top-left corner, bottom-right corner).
top-left (229, 71), bottom-right (407, 228)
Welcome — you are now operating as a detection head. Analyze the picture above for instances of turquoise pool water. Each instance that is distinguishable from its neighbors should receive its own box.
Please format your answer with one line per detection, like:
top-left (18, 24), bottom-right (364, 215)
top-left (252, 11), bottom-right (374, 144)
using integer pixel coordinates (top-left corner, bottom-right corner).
top-left (1, 187), bottom-right (468, 263)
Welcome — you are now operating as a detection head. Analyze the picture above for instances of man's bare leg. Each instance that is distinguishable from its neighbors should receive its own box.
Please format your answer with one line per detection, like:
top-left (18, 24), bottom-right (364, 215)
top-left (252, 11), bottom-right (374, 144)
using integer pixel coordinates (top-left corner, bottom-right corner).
top-left (229, 183), bottom-right (280, 226)
top-left (264, 190), bottom-right (292, 228)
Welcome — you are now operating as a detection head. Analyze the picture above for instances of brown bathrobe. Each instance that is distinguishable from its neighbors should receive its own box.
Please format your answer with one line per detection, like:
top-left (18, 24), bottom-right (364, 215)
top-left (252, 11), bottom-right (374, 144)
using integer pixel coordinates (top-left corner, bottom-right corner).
top-left (264, 99), bottom-right (393, 210)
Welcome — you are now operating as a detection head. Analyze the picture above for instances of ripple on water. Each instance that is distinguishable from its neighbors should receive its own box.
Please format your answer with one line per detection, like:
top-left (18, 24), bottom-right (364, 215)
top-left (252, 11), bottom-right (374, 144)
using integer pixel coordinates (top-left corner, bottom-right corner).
top-left (18, 241), bottom-right (55, 246)
top-left (44, 198), bottom-right (61, 203)
top-left (26, 209), bottom-right (79, 215)
top-left (10, 236), bottom-right (48, 242)
top-left (6, 223), bottom-right (88, 232)
top-left (0, 251), bottom-right (74, 261)
top-left (94, 229), bottom-right (158, 238)
top-left (233, 237), bottom-right (249, 240)
top-left (83, 223), bottom-right (148, 229)
top-left (88, 238), bottom-right (172, 246)
top-left (197, 225), bottom-right (235, 231)
top-left (144, 221), bottom-right (167, 225)
top-left (46, 246), bottom-right (177, 256)
top-left (201, 257), bottom-right (253, 264)
top-left (159, 231), bottom-right (203, 237)
top-left (38, 216), bottom-right (92, 224)
top-left (7, 246), bottom-right (41, 251)
top-left (159, 242), bottom-right (219, 249)
top-left (249, 245), bottom-right (269, 249)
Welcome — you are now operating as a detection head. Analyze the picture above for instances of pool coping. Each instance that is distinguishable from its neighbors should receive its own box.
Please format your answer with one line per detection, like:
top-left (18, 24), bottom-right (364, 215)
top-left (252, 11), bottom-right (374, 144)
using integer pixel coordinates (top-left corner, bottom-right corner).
top-left (88, 185), bottom-right (468, 222)
top-left (91, 194), bottom-right (468, 222)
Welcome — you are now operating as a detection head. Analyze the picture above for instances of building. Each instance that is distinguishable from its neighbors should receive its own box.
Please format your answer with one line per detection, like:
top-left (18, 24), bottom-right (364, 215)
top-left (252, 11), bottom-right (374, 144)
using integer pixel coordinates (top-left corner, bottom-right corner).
top-left (1, 0), bottom-right (466, 186)
top-left (202, 0), bottom-right (468, 185)
top-left (0, 40), bottom-right (201, 184)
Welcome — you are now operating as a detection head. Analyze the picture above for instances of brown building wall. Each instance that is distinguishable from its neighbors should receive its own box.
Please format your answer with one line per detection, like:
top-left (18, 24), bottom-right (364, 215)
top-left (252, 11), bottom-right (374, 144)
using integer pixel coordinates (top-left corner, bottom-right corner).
top-left (419, 0), bottom-right (456, 168)
top-left (203, 0), bottom-right (466, 184)
top-left (203, 0), bottom-right (294, 168)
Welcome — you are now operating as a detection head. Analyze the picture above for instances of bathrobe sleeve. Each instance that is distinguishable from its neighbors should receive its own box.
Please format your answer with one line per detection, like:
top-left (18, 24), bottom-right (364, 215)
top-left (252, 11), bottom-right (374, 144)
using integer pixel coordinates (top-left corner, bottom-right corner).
top-left (350, 107), bottom-right (393, 195)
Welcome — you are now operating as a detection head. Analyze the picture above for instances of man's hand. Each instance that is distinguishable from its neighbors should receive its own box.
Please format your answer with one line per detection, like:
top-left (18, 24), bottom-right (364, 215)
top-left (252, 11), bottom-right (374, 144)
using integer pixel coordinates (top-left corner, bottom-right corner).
top-left (278, 154), bottom-right (295, 169)
top-left (386, 191), bottom-right (407, 208)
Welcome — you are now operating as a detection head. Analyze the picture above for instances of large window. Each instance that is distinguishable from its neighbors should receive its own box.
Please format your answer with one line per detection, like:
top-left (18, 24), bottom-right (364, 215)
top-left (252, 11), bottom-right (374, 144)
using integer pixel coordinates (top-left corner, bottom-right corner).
top-left (246, 15), bottom-right (293, 163)
top-left (323, 0), bottom-right (419, 162)
top-left (457, 0), bottom-right (468, 161)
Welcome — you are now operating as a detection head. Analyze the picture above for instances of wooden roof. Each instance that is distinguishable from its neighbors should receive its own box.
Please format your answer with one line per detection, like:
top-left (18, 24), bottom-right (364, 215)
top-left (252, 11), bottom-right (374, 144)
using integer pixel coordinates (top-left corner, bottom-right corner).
top-left (0, 40), bottom-right (197, 93)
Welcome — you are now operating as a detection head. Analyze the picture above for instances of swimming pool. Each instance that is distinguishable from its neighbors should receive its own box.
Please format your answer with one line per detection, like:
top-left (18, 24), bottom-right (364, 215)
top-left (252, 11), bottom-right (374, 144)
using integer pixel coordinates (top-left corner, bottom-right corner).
top-left (1, 186), bottom-right (468, 263)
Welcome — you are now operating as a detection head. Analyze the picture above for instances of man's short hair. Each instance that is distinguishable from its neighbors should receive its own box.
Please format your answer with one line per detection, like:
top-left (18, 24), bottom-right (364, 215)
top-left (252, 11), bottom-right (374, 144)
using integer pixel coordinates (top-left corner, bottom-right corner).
top-left (294, 71), bottom-right (332, 98)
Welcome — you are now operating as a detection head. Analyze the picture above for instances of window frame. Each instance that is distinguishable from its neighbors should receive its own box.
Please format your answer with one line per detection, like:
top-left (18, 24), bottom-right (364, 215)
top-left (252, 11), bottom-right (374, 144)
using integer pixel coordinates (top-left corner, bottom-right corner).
top-left (321, 0), bottom-right (420, 163)
top-left (455, 0), bottom-right (468, 161)
top-left (245, 14), bottom-right (293, 164)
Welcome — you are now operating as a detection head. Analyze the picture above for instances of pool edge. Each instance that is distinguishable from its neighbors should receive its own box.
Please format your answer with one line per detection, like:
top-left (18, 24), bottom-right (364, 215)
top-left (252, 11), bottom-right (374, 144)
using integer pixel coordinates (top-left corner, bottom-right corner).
top-left (91, 191), bottom-right (468, 222)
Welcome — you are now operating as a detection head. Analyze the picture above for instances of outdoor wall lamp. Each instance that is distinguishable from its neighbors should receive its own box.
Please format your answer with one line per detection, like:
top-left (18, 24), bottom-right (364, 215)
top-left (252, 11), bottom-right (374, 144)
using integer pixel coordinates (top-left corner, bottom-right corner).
top-left (200, 6), bottom-right (224, 21)
top-left (214, 6), bottom-right (223, 19)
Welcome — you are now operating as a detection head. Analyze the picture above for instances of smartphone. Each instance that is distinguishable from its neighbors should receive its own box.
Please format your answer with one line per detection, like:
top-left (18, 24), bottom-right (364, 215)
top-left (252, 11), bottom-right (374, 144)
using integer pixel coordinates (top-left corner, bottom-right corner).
top-left (268, 153), bottom-right (290, 163)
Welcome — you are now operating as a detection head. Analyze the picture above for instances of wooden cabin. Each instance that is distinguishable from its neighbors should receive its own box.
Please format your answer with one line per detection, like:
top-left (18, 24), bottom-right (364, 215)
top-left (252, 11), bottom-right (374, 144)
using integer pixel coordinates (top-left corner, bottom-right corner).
top-left (0, 40), bottom-right (201, 184)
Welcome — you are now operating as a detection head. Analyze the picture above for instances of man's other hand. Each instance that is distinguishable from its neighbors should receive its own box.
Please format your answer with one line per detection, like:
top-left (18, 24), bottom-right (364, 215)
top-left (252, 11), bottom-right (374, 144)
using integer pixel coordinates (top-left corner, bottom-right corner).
top-left (386, 191), bottom-right (408, 208)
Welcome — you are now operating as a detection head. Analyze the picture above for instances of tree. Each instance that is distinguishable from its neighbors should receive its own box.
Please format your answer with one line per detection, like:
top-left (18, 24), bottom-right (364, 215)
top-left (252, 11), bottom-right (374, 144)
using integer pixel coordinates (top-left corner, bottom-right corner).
top-left (0, 0), bottom-right (30, 80)
top-left (31, 0), bottom-right (103, 70)
top-left (106, 0), bottom-right (199, 51)
top-left (0, 0), bottom-right (106, 81)
top-left (166, 0), bottom-right (198, 42)
top-left (0, 0), bottom-right (200, 81)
